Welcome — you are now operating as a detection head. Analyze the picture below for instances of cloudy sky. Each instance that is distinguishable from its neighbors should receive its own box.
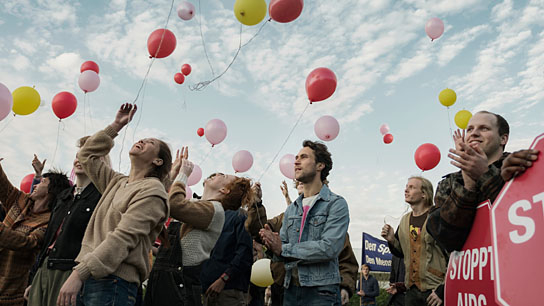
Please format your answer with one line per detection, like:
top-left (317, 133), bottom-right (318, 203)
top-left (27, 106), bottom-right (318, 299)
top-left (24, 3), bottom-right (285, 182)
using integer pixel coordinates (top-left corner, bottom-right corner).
top-left (1, 0), bottom-right (543, 261)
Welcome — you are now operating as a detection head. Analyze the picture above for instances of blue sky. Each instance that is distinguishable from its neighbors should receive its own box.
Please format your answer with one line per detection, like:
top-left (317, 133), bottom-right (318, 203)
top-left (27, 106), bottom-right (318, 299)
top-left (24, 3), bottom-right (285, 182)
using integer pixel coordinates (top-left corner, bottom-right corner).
top-left (1, 0), bottom-right (543, 261)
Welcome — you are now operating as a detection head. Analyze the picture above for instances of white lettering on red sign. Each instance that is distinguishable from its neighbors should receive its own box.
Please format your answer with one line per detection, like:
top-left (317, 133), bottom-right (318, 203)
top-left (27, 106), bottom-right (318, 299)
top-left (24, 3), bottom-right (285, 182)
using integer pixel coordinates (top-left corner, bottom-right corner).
top-left (508, 191), bottom-right (544, 244)
top-left (448, 246), bottom-right (494, 281)
top-left (456, 292), bottom-right (487, 306)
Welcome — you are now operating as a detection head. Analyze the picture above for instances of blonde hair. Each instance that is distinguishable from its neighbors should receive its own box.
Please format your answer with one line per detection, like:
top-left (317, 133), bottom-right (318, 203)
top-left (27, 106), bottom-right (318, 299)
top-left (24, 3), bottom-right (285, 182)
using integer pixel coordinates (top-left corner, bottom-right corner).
top-left (408, 176), bottom-right (434, 207)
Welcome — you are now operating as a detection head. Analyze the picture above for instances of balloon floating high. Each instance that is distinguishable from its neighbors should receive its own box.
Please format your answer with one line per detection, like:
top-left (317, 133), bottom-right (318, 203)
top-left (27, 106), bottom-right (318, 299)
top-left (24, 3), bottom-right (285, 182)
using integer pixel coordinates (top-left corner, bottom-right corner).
top-left (414, 143), bottom-right (441, 171)
top-left (379, 123), bottom-right (390, 135)
top-left (79, 70), bottom-right (100, 93)
top-left (187, 164), bottom-right (202, 186)
top-left (425, 17), bottom-right (444, 41)
top-left (174, 73), bottom-right (185, 84)
top-left (197, 127), bottom-right (204, 137)
top-left (454, 110), bottom-right (472, 129)
top-left (383, 133), bottom-right (394, 144)
top-left (205, 119), bottom-right (227, 147)
top-left (80, 61), bottom-right (99, 74)
top-left (306, 67), bottom-right (337, 103)
top-left (251, 258), bottom-right (274, 287)
top-left (12, 86), bottom-right (40, 116)
top-left (147, 29), bottom-right (177, 58)
top-left (52, 92), bottom-right (77, 120)
top-left (314, 115), bottom-right (340, 141)
top-left (439, 88), bottom-right (456, 107)
top-left (279, 154), bottom-right (295, 179)
top-left (234, 0), bottom-right (267, 26)
top-left (181, 64), bottom-right (192, 76)
top-left (269, 0), bottom-right (304, 23)
top-left (177, 1), bottom-right (195, 20)
top-left (0, 83), bottom-right (13, 121)
top-left (20, 174), bottom-right (35, 193)
top-left (232, 150), bottom-right (254, 173)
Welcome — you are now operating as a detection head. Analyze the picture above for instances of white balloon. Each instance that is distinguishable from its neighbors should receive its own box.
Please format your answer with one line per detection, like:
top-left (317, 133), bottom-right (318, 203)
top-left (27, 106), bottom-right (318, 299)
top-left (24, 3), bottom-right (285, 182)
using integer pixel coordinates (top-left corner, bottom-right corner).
top-left (78, 70), bottom-right (100, 93)
top-left (250, 258), bottom-right (274, 287)
top-left (177, 1), bottom-right (195, 21)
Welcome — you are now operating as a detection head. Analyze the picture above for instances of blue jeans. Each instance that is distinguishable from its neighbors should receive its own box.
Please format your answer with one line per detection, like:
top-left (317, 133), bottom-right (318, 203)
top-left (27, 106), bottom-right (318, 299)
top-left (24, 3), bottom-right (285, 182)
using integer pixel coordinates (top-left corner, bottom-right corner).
top-left (283, 283), bottom-right (341, 306)
top-left (78, 275), bottom-right (138, 306)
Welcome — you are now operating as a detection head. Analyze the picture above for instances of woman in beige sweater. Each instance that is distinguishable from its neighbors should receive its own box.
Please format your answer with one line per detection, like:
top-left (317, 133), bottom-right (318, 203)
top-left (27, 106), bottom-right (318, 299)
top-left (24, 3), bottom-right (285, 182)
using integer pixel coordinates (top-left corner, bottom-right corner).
top-left (57, 103), bottom-right (171, 306)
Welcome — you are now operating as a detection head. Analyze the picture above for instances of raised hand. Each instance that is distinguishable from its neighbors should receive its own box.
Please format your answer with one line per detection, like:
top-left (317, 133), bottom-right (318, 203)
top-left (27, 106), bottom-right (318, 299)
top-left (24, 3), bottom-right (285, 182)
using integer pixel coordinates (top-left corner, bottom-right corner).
top-left (32, 154), bottom-right (46, 177)
top-left (111, 103), bottom-right (137, 132)
top-left (448, 142), bottom-right (488, 183)
top-left (280, 180), bottom-right (292, 205)
top-left (501, 149), bottom-right (539, 181)
top-left (252, 182), bottom-right (262, 203)
top-left (381, 224), bottom-right (395, 243)
top-left (452, 129), bottom-right (465, 152)
top-left (179, 146), bottom-right (194, 177)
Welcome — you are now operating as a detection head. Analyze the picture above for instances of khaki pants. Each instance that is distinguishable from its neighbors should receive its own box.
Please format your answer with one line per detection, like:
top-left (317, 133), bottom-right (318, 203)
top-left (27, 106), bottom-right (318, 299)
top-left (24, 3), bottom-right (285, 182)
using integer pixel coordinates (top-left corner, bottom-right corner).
top-left (203, 289), bottom-right (248, 306)
top-left (28, 257), bottom-right (72, 306)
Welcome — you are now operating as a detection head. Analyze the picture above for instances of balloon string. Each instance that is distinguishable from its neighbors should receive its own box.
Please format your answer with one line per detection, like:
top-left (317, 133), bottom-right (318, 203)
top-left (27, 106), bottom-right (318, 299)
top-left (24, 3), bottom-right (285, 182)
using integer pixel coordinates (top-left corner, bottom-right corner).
top-left (132, 78), bottom-right (148, 144)
top-left (446, 107), bottom-right (454, 147)
top-left (198, 146), bottom-right (213, 165)
top-left (51, 121), bottom-right (62, 166)
top-left (198, 0), bottom-right (215, 78)
top-left (0, 115), bottom-right (15, 135)
top-left (258, 103), bottom-right (310, 181)
top-left (190, 20), bottom-right (270, 91)
top-left (83, 93), bottom-right (87, 135)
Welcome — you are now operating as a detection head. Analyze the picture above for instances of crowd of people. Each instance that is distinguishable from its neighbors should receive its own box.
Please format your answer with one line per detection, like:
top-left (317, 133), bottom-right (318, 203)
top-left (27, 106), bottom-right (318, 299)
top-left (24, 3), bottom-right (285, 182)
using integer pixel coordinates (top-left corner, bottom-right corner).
top-left (0, 104), bottom-right (539, 306)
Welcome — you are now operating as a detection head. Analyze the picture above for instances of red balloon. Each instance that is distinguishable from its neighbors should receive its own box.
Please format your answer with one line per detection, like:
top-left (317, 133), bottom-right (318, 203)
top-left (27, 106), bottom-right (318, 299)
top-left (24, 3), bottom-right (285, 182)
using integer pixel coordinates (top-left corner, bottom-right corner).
top-left (80, 61), bottom-right (99, 74)
top-left (174, 73), bottom-right (185, 84)
top-left (305, 67), bottom-right (337, 103)
top-left (52, 91), bottom-right (77, 120)
top-left (181, 64), bottom-right (192, 76)
top-left (147, 29), bottom-right (177, 58)
top-left (414, 143), bottom-right (441, 171)
top-left (20, 174), bottom-right (35, 193)
top-left (197, 128), bottom-right (204, 137)
top-left (269, 0), bottom-right (304, 23)
top-left (383, 133), bottom-right (394, 144)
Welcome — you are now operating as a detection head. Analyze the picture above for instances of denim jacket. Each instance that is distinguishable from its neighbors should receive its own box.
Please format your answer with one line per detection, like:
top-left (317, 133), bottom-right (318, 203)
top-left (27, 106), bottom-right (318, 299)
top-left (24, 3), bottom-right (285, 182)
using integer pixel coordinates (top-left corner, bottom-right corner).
top-left (279, 184), bottom-right (349, 288)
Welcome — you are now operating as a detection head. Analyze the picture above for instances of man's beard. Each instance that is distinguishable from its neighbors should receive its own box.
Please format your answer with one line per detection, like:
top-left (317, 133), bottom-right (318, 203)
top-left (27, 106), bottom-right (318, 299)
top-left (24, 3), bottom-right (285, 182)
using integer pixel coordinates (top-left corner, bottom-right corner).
top-left (296, 170), bottom-right (317, 184)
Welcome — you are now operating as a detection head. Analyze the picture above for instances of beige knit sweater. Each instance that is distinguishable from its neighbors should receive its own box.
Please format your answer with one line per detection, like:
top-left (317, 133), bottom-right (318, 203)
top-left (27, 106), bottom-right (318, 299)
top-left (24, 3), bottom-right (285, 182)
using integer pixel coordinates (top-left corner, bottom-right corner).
top-left (74, 125), bottom-right (169, 284)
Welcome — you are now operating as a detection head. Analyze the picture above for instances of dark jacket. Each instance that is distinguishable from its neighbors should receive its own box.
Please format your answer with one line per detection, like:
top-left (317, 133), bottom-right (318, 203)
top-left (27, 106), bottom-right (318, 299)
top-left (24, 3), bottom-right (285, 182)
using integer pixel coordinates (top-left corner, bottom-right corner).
top-left (426, 153), bottom-right (508, 252)
top-left (357, 274), bottom-right (379, 303)
top-left (201, 209), bottom-right (253, 293)
top-left (35, 184), bottom-right (101, 271)
top-left (387, 255), bottom-right (405, 306)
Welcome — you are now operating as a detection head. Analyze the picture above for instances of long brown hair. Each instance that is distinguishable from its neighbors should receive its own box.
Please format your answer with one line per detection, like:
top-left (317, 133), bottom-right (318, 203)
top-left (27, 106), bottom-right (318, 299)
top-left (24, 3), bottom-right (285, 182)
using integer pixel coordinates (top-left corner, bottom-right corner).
top-left (220, 177), bottom-right (254, 211)
top-left (146, 139), bottom-right (172, 183)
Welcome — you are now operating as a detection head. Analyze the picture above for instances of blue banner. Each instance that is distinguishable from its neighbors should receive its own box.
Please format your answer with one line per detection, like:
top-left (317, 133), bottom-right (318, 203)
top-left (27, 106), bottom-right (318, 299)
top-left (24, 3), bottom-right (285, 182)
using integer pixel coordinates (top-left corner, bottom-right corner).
top-left (362, 232), bottom-right (392, 272)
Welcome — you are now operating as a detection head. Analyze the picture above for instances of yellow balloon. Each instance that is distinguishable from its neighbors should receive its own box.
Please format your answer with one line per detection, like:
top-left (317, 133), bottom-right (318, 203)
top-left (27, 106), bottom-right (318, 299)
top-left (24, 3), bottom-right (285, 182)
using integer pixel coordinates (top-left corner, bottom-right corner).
top-left (250, 258), bottom-right (274, 287)
top-left (439, 88), bottom-right (457, 107)
top-left (12, 86), bottom-right (40, 115)
top-left (234, 0), bottom-right (267, 26)
top-left (454, 110), bottom-right (472, 129)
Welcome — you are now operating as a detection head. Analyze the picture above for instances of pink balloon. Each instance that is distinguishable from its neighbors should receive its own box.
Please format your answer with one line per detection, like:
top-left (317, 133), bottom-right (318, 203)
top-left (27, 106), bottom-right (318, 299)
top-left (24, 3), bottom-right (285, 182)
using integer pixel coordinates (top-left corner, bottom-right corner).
top-left (78, 70), bottom-right (100, 93)
top-left (232, 150), bottom-right (254, 173)
top-left (279, 154), bottom-right (295, 179)
top-left (0, 83), bottom-right (13, 121)
top-left (205, 119), bottom-right (227, 147)
top-left (314, 115), bottom-right (340, 141)
top-left (185, 186), bottom-right (192, 199)
top-left (177, 1), bottom-right (195, 21)
top-left (425, 17), bottom-right (444, 41)
top-left (187, 164), bottom-right (202, 186)
top-left (414, 143), bottom-right (441, 171)
top-left (379, 124), bottom-right (390, 135)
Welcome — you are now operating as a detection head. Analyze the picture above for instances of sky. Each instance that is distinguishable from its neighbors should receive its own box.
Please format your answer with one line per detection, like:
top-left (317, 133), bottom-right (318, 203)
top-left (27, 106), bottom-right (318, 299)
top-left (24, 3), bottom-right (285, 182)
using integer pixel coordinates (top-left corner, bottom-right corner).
top-left (1, 0), bottom-right (543, 263)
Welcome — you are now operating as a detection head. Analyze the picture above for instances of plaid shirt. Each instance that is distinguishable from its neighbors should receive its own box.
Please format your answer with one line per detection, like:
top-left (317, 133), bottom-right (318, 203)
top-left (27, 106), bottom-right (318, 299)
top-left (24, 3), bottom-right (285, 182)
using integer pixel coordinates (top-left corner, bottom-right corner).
top-left (0, 164), bottom-right (49, 306)
top-left (426, 153), bottom-right (508, 252)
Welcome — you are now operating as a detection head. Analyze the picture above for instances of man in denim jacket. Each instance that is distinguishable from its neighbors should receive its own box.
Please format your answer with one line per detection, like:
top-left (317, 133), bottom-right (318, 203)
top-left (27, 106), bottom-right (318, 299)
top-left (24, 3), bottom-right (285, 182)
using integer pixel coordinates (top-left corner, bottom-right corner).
top-left (261, 140), bottom-right (350, 306)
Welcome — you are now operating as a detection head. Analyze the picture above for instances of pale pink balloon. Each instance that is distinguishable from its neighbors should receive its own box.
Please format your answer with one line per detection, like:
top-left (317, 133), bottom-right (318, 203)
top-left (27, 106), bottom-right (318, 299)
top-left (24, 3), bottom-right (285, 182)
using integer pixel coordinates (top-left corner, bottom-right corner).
top-left (185, 186), bottom-right (192, 199)
top-left (177, 1), bottom-right (195, 20)
top-left (187, 164), bottom-right (202, 186)
top-left (279, 154), bottom-right (295, 179)
top-left (425, 17), bottom-right (444, 41)
top-left (314, 115), bottom-right (340, 142)
top-left (0, 83), bottom-right (13, 121)
top-left (205, 119), bottom-right (227, 146)
top-left (232, 150), bottom-right (254, 173)
top-left (78, 70), bottom-right (100, 93)
top-left (379, 124), bottom-right (390, 135)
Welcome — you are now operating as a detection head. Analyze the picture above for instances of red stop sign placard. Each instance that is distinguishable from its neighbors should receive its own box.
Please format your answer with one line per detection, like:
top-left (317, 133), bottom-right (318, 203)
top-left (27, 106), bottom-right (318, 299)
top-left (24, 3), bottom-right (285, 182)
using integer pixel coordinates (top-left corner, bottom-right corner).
top-left (491, 133), bottom-right (544, 306)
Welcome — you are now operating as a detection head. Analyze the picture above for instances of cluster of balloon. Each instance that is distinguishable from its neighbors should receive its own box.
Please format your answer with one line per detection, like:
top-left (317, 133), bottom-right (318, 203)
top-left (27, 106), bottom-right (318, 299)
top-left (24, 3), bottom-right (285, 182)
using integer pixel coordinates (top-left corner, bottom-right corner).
top-left (51, 92), bottom-right (77, 120)
top-left (250, 258), bottom-right (274, 287)
top-left (414, 143), bottom-right (441, 171)
top-left (20, 174), bottom-right (35, 193)
top-left (232, 150), bottom-right (254, 173)
top-left (380, 123), bottom-right (394, 144)
top-left (197, 127), bottom-right (204, 137)
top-left (454, 110), bottom-right (472, 129)
top-left (234, 0), bottom-right (267, 26)
top-left (79, 61), bottom-right (101, 93)
top-left (314, 115), bottom-right (339, 141)
top-left (439, 88), bottom-right (456, 107)
top-left (187, 164), bottom-right (202, 186)
top-left (147, 29), bottom-right (177, 58)
top-left (425, 17), bottom-right (444, 41)
top-left (269, 0), bottom-right (304, 23)
top-left (174, 64), bottom-right (192, 85)
top-left (205, 119), bottom-right (227, 147)
top-left (279, 153), bottom-right (295, 179)
top-left (306, 67), bottom-right (337, 103)
top-left (177, 1), bottom-right (195, 21)
top-left (12, 86), bottom-right (41, 116)
top-left (0, 83), bottom-right (13, 121)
